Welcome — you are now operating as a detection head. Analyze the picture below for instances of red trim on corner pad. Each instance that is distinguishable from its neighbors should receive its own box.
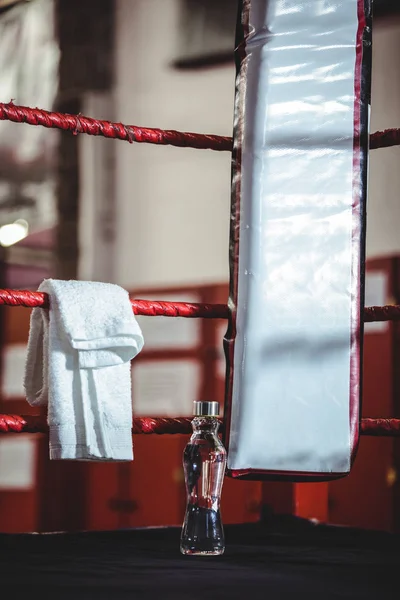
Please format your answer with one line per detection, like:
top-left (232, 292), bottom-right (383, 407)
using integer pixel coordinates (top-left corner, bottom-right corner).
top-left (348, 0), bottom-right (367, 464)
top-left (227, 467), bottom-right (349, 483)
top-left (222, 0), bottom-right (250, 459)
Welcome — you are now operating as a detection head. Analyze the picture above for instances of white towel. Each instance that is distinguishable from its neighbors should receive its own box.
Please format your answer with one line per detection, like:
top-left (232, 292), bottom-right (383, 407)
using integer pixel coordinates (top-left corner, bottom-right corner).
top-left (24, 279), bottom-right (144, 461)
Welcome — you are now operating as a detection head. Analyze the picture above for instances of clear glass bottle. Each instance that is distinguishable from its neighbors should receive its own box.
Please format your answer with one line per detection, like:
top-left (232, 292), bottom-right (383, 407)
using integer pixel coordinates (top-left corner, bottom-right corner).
top-left (180, 401), bottom-right (227, 556)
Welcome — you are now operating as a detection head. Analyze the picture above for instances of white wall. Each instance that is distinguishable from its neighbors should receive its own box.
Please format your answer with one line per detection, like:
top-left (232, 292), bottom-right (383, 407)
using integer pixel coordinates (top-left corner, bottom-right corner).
top-left (104, 3), bottom-right (400, 291)
top-left (80, 93), bottom-right (117, 284)
top-left (114, 0), bottom-right (234, 290)
top-left (367, 17), bottom-right (400, 259)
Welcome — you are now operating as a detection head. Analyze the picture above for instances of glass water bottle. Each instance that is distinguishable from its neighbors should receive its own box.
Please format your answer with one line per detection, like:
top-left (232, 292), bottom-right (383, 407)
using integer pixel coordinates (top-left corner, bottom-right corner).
top-left (180, 401), bottom-right (227, 556)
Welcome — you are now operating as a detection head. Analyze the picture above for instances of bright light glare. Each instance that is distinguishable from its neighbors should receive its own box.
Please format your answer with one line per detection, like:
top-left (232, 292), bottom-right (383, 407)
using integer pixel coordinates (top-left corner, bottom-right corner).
top-left (0, 219), bottom-right (29, 247)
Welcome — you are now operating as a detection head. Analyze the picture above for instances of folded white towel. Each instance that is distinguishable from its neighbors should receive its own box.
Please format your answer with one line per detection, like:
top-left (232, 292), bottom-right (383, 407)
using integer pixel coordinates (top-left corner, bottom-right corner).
top-left (24, 279), bottom-right (144, 461)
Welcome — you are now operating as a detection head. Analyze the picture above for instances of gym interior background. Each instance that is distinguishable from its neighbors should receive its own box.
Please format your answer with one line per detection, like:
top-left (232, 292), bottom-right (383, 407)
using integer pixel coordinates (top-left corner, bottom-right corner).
top-left (0, 0), bottom-right (400, 534)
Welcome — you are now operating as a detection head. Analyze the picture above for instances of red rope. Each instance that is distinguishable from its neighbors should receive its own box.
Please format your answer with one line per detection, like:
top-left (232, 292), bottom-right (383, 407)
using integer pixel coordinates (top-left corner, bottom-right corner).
top-left (0, 102), bottom-right (232, 152)
top-left (361, 418), bottom-right (400, 437)
top-left (369, 128), bottom-right (400, 150)
top-left (0, 288), bottom-right (399, 322)
top-left (0, 414), bottom-right (196, 435)
top-left (0, 288), bottom-right (49, 308)
top-left (0, 102), bottom-right (396, 152)
top-left (363, 305), bottom-right (400, 322)
top-left (0, 414), bottom-right (45, 433)
top-left (133, 417), bottom-right (193, 435)
top-left (131, 299), bottom-right (229, 319)
top-left (1, 414), bottom-right (400, 436)
top-left (0, 289), bottom-right (229, 318)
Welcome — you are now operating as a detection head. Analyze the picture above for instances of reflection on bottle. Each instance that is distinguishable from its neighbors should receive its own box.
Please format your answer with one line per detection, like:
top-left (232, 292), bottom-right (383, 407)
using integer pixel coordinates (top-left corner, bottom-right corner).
top-left (180, 401), bottom-right (226, 556)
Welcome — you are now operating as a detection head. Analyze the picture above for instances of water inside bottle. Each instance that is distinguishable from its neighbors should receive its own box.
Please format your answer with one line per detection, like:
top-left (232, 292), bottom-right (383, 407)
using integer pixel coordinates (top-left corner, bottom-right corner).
top-left (180, 437), bottom-right (226, 556)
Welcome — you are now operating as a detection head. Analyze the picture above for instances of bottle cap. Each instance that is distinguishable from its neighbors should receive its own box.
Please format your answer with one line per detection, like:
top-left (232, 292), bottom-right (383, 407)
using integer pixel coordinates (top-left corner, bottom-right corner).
top-left (193, 401), bottom-right (220, 417)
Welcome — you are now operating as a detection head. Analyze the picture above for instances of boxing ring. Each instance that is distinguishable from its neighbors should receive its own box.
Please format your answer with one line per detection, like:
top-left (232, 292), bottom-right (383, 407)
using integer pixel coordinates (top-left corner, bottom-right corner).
top-left (1, 0), bottom-right (400, 597)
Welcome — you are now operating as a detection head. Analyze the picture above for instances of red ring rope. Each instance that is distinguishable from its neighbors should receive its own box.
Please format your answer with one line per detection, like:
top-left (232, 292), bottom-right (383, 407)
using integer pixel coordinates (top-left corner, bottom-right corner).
top-left (0, 102), bottom-right (232, 152)
top-left (0, 102), bottom-right (397, 152)
top-left (0, 414), bottom-right (195, 435)
top-left (369, 128), bottom-right (400, 150)
top-left (0, 414), bottom-right (399, 436)
top-left (0, 289), bottom-right (229, 318)
top-left (363, 305), bottom-right (400, 322)
top-left (361, 418), bottom-right (400, 437)
top-left (0, 288), bottom-right (398, 322)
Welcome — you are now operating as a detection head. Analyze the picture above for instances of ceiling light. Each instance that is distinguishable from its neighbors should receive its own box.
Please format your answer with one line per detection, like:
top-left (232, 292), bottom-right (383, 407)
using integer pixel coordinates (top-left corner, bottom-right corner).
top-left (0, 219), bottom-right (29, 247)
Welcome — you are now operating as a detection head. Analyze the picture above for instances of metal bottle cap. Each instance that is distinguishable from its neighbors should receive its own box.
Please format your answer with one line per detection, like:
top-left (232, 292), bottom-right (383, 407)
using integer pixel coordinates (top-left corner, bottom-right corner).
top-left (193, 401), bottom-right (220, 417)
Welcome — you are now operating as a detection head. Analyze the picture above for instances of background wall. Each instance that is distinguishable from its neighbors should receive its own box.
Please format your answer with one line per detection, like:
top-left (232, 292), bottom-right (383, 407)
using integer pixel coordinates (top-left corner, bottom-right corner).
top-left (112, 0), bottom-right (233, 289)
top-left (81, 1), bottom-right (400, 291)
top-left (367, 17), bottom-right (400, 258)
